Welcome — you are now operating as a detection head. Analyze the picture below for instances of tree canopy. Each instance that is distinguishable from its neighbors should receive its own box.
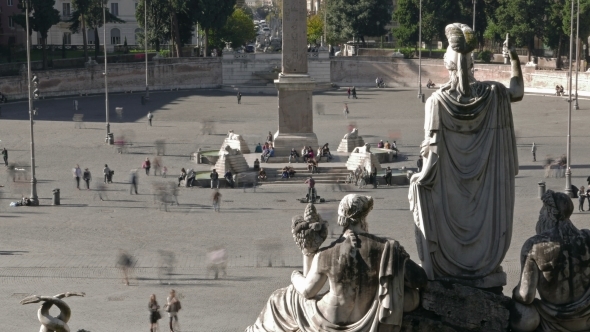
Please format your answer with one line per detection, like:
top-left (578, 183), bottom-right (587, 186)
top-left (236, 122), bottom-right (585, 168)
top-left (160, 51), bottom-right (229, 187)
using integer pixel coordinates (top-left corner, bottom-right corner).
top-left (326, 0), bottom-right (392, 44)
top-left (209, 8), bottom-right (256, 50)
top-left (194, 0), bottom-right (236, 56)
top-left (13, 0), bottom-right (60, 68)
top-left (307, 13), bottom-right (323, 45)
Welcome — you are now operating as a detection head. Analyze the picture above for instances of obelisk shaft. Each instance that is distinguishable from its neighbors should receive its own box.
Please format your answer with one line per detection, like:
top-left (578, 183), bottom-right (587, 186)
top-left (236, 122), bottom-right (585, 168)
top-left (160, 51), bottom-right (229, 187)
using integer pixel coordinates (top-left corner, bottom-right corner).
top-left (282, 0), bottom-right (307, 74)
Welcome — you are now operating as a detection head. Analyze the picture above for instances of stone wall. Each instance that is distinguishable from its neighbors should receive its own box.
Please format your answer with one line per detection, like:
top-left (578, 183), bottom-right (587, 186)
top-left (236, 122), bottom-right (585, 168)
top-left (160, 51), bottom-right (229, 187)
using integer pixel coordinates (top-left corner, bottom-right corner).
top-left (0, 57), bottom-right (222, 100)
top-left (330, 57), bottom-right (590, 94)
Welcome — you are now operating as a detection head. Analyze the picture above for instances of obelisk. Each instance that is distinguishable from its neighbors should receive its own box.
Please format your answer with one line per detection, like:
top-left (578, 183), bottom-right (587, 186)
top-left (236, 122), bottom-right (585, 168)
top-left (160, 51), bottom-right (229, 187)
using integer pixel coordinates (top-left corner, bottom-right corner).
top-left (272, 0), bottom-right (318, 156)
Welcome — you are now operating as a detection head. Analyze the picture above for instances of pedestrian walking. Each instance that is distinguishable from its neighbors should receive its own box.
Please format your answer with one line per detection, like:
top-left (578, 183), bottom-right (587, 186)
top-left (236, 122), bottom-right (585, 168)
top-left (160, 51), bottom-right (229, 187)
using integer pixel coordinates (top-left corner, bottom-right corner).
top-left (72, 164), bottom-right (82, 189)
top-left (587, 175), bottom-right (590, 186)
top-left (417, 156), bottom-right (423, 172)
top-left (129, 169), bottom-right (138, 194)
top-left (166, 289), bottom-right (181, 332)
top-left (579, 186), bottom-right (586, 212)
top-left (147, 111), bottom-right (153, 126)
top-left (352, 86), bottom-right (358, 99)
top-left (210, 169), bottom-right (219, 189)
top-left (103, 164), bottom-right (111, 183)
top-left (343, 103), bottom-right (349, 119)
top-left (148, 294), bottom-right (161, 332)
top-left (237, 92), bottom-right (242, 104)
top-left (385, 166), bottom-right (393, 186)
top-left (143, 158), bottom-right (151, 175)
top-left (532, 142), bottom-right (537, 162)
top-left (347, 87), bottom-right (351, 99)
top-left (83, 168), bottom-right (91, 190)
top-left (162, 166), bottom-right (168, 178)
top-left (213, 190), bottom-right (222, 212)
top-left (1, 148), bottom-right (7, 166)
top-left (117, 250), bottom-right (134, 285)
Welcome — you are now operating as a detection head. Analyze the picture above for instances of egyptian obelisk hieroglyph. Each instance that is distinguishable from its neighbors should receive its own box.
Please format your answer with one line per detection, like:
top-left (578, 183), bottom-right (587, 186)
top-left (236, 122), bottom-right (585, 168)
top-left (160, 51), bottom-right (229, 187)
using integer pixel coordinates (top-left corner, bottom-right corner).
top-left (272, 0), bottom-right (318, 156)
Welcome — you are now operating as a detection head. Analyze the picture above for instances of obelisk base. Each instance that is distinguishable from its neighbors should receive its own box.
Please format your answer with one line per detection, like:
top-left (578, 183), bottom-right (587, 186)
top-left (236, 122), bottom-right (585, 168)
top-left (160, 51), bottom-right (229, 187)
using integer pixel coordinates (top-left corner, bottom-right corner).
top-left (273, 73), bottom-right (318, 156)
top-left (272, 132), bottom-right (319, 157)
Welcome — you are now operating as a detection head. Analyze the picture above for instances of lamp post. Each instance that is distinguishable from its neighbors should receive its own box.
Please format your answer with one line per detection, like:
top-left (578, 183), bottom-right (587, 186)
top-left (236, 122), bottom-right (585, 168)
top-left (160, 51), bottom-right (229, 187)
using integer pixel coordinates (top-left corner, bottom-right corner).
top-left (564, 0), bottom-right (574, 197)
top-left (144, 0), bottom-right (149, 99)
top-left (25, 0), bottom-right (38, 205)
top-left (417, 0), bottom-right (423, 102)
top-left (472, 0), bottom-right (476, 32)
top-left (574, 0), bottom-right (580, 110)
top-left (103, 3), bottom-right (111, 143)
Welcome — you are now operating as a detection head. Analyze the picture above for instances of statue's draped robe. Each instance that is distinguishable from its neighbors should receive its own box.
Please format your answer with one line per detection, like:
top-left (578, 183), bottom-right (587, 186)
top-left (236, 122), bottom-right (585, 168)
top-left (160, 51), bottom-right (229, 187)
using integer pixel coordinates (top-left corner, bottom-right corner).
top-left (409, 82), bottom-right (518, 280)
top-left (245, 240), bottom-right (408, 332)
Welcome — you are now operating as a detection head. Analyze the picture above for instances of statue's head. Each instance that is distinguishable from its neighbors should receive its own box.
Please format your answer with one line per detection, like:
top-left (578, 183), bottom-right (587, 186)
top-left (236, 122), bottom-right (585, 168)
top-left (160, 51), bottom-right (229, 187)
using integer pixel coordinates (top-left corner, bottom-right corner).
top-left (536, 190), bottom-right (574, 234)
top-left (443, 23), bottom-right (477, 95)
top-left (337, 194), bottom-right (374, 232)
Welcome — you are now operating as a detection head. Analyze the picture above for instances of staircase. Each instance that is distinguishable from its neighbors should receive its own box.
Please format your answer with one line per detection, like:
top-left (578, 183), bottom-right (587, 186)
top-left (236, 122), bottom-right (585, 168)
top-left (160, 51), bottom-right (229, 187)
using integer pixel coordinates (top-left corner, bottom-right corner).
top-left (260, 166), bottom-right (350, 185)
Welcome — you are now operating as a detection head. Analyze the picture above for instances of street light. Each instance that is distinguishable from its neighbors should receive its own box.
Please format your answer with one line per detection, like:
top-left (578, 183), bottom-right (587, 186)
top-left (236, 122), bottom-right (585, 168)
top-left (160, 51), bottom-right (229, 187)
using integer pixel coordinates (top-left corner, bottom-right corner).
top-left (472, 0), bottom-right (476, 32)
top-left (144, 0), bottom-right (149, 99)
top-left (24, 0), bottom-right (39, 205)
top-left (574, 0), bottom-right (580, 110)
top-left (417, 0), bottom-right (423, 102)
top-left (103, 3), bottom-right (111, 143)
top-left (564, 0), bottom-right (574, 197)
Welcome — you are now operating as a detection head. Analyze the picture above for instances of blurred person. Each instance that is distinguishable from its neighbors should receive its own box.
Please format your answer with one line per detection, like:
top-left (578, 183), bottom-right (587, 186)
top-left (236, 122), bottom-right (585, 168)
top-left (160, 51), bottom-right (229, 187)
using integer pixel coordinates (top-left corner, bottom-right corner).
top-left (347, 87), bottom-right (351, 99)
top-left (377, 140), bottom-right (384, 148)
top-left (212, 190), bottom-right (222, 212)
top-left (307, 158), bottom-right (318, 174)
top-left (253, 158), bottom-right (260, 171)
top-left (103, 164), bottom-right (111, 184)
top-left (117, 250), bottom-right (134, 286)
top-left (258, 168), bottom-right (267, 180)
top-left (155, 139), bottom-right (166, 156)
top-left (210, 169), bottom-right (219, 189)
top-left (532, 142), bottom-right (537, 162)
top-left (143, 158), bottom-right (151, 176)
top-left (153, 157), bottom-right (161, 176)
top-left (185, 169), bottom-right (196, 188)
top-left (166, 289), bottom-right (181, 332)
top-left (148, 294), bottom-right (161, 332)
top-left (207, 247), bottom-right (227, 279)
top-left (237, 92), bottom-right (242, 104)
top-left (129, 169), bottom-right (138, 195)
top-left (94, 182), bottom-right (107, 201)
top-left (289, 148), bottom-right (300, 163)
top-left (385, 166), bottom-right (393, 186)
top-left (343, 103), bottom-right (349, 118)
top-left (158, 250), bottom-right (175, 284)
top-left (579, 186), bottom-right (586, 212)
top-left (178, 168), bottom-right (186, 187)
top-left (83, 168), bottom-right (92, 190)
top-left (384, 141), bottom-right (391, 149)
top-left (72, 164), bottom-right (82, 189)
top-left (352, 86), bottom-right (357, 99)
top-left (168, 182), bottom-right (179, 205)
top-left (302, 146), bottom-right (309, 162)
top-left (224, 170), bottom-right (235, 188)
top-left (1, 148), bottom-right (7, 166)
top-left (266, 131), bottom-right (273, 143)
top-left (147, 111), bottom-right (153, 126)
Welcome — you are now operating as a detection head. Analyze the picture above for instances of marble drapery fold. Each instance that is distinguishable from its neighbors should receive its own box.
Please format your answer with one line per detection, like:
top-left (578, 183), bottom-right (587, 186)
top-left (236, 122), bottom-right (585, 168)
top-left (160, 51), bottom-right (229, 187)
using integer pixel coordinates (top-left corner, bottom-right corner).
top-left (409, 81), bottom-right (518, 281)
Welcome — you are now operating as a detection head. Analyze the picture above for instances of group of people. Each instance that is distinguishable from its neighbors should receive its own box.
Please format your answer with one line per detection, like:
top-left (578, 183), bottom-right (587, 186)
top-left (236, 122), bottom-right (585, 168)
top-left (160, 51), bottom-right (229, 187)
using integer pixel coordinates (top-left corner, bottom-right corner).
top-left (376, 140), bottom-right (398, 152)
top-left (346, 86), bottom-right (358, 99)
top-left (555, 84), bottom-right (565, 96)
top-left (72, 164), bottom-right (93, 190)
top-left (577, 185), bottom-right (590, 212)
top-left (375, 77), bottom-right (384, 88)
top-left (426, 79), bottom-right (436, 89)
top-left (544, 155), bottom-right (568, 178)
top-left (148, 289), bottom-right (182, 332)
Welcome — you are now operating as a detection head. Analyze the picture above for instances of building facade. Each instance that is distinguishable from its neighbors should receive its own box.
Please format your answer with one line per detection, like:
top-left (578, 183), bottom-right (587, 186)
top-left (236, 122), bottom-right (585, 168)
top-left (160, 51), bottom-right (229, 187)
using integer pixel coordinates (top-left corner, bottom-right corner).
top-left (0, 0), bottom-right (26, 46)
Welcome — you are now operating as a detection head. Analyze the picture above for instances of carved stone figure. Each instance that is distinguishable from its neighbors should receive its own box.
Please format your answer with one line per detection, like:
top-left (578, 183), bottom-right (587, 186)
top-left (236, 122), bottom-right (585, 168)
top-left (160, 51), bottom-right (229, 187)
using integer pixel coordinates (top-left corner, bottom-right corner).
top-left (409, 25), bottom-right (524, 288)
top-left (21, 292), bottom-right (85, 332)
top-left (352, 143), bottom-right (371, 154)
top-left (227, 130), bottom-right (242, 141)
top-left (343, 128), bottom-right (359, 139)
top-left (246, 194), bottom-right (426, 332)
top-left (219, 130), bottom-right (250, 154)
top-left (223, 145), bottom-right (240, 156)
top-left (510, 190), bottom-right (590, 332)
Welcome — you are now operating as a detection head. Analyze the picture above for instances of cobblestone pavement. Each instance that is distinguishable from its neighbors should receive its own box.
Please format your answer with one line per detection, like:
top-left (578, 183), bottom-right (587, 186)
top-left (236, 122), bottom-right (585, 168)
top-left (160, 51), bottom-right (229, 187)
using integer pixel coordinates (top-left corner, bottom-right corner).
top-left (0, 87), bottom-right (589, 331)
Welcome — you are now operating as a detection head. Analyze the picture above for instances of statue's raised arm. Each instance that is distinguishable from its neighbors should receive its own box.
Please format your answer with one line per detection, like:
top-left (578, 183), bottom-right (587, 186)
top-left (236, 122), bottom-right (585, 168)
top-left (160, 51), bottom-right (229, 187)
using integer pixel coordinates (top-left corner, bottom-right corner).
top-left (504, 33), bottom-right (524, 102)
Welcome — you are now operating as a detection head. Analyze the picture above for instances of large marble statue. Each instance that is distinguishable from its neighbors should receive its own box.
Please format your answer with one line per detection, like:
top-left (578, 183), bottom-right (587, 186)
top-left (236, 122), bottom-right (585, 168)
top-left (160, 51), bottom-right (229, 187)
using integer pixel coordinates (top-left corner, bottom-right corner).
top-left (246, 195), bottom-right (426, 332)
top-left (510, 190), bottom-right (590, 332)
top-left (21, 292), bottom-right (85, 332)
top-left (408, 24), bottom-right (524, 288)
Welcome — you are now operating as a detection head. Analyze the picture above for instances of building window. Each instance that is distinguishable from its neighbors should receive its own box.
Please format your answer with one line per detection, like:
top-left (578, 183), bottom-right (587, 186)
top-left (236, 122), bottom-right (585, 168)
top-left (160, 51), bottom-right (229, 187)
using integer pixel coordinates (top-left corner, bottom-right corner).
top-left (7, 0), bottom-right (13, 6)
top-left (63, 32), bottom-right (71, 45)
top-left (111, 28), bottom-right (120, 45)
top-left (63, 3), bottom-right (71, 18)
top-left (87, 29), bottom-right (95, 44)
top-left (110, 3), bottom-right (118, 16)
top-left (135, 28), bottom-right (143, 45)
top-left (8, 16), bottom-right (14, 28)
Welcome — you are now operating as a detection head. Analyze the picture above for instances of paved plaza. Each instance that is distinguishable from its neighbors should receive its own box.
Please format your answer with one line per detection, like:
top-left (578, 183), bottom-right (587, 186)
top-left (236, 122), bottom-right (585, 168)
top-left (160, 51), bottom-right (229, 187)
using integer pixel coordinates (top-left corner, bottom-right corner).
top-left (0, 87), bottom-right (589, 331)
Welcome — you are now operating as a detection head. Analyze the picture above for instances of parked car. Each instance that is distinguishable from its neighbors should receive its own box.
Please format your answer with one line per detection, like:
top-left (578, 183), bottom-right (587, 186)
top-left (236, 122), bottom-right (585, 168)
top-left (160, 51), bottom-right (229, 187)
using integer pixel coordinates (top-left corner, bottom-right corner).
top-left (245, 45), bottom-right (255, 53)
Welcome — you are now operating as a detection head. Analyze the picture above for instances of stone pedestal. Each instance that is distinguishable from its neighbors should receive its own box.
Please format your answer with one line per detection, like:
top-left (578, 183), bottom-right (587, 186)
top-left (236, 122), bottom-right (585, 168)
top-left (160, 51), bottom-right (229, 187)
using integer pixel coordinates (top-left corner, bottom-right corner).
top-left (337, 137), bottom-right (365, 152)
top-left (214, 152), bottom-right (249, 175)
top-left (273, 74), bottom-right (318, 156)
top-left (345, 146), bottom-right (381, 173)
top-left (402, 281), bottom-right (511, 331)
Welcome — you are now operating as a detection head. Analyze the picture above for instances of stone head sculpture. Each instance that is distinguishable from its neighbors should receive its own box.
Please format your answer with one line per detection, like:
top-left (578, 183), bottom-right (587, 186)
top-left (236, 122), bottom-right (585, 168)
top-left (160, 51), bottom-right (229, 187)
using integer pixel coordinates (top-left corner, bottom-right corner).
top-left (337, 194), bottom-right (374, 232)
top-left (536, 190), bottom-right (574, 234)
top-left (443, 23), bottom-right (477, 97)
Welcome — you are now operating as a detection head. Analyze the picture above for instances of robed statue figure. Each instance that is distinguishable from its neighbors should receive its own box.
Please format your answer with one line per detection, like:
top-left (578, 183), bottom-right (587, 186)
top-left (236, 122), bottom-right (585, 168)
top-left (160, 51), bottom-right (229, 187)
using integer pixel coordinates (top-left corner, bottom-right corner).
top-left (409, 23), bottom-right (524, 288)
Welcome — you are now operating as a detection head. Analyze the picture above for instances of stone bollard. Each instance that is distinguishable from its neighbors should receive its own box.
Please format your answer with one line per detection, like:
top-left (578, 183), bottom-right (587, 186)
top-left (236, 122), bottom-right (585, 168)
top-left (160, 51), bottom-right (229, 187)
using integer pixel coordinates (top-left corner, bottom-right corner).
top-left (52, 188), bottom-right (60, 205)
top-left (538, 182), bottom-right (546, 198)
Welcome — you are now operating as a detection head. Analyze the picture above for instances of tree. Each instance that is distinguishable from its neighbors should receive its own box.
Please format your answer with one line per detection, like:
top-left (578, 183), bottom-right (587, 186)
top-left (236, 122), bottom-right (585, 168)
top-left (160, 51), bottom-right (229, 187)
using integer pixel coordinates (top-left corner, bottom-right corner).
top-left (307, 13), bottom-right (323, 45)
top-left (69, 0), bottom-right (92, 61)
top-left (14, 0), bottom-right (60, 69)
top-left (326, 0), bottom-right (393, 45)
top-left (485, 0), bottom-right (549, 57)
top-left (136, 0), bottom-right (171, 52)
top-left (544, 0), bottom-right (590, 68)
top-left (209, 8), bottom-right (256, 50)
top-left (70, 0), bottom-right (125, 60)
top-left (194, 0), bottom-right (236, 57)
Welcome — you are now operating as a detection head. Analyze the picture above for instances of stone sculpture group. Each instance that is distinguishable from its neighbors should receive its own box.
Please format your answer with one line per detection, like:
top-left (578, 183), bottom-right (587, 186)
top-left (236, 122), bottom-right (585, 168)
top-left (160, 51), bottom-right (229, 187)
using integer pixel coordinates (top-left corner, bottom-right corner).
top-left (245, 20), bottom-right (590, 332)
top-left (20, 292), bottom-right (85, 332)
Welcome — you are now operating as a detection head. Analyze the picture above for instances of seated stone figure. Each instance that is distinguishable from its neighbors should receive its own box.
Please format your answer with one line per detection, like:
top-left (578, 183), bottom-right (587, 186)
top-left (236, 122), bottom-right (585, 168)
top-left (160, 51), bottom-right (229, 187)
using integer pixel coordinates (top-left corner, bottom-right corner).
top-left (343, 128), bottom-right (359, 140)
top-left (352, 143), bottom-right (371, 154)
top-left (510, 190), bottom-right (590, 332)
top-left (246, 194), bottom-right (427, 332)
